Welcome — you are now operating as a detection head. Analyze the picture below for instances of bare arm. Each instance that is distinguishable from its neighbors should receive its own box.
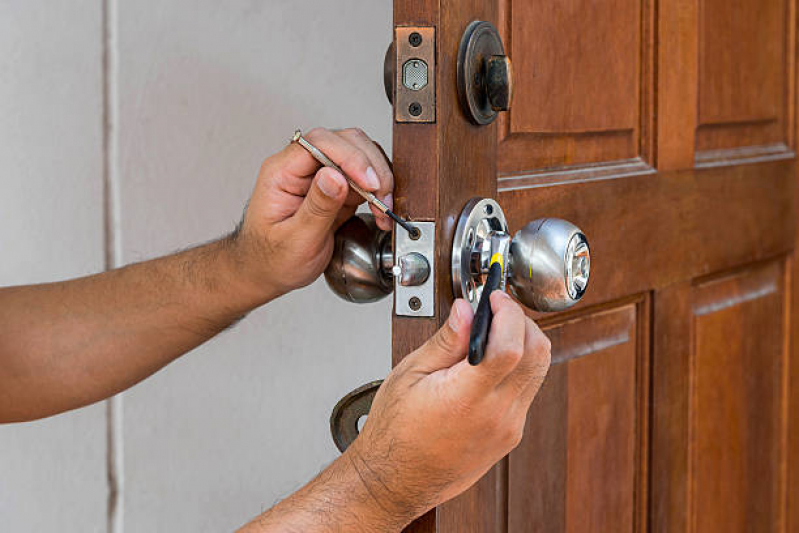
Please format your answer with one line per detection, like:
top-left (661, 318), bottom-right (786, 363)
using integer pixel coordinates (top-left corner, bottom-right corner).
top-left (0, 234), bottom-right (276, 422)
top-left (0, 127), bottom-right (395, 422)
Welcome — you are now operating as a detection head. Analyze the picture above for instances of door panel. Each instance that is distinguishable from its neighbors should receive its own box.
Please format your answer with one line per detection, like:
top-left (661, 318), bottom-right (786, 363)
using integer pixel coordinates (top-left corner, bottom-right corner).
top-left (509, 302), bottom-right (646, 533)
top-left (498, 0), bottom-right (650, 172)
top-left (697, 0), bottom-right (789, 151)
top-left (690, 261), bottom-right (789, 532)
top-left (391, 0), bottom-right (798, 531)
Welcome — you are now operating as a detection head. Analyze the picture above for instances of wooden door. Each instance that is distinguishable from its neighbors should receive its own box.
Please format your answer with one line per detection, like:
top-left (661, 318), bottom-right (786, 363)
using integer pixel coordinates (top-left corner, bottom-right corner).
top-left (391, 0), bottom-right (798, 531)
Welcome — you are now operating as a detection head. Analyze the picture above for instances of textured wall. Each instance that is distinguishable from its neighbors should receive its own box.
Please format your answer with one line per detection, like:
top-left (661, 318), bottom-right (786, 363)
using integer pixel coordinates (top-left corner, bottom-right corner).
top-left (0, 1), bottom-right (392, 531)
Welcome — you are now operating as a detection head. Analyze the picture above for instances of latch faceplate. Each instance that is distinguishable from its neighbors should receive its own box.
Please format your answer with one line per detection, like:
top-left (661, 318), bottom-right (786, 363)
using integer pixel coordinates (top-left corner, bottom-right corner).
top-left (394, 221), bottom-right (435, 316)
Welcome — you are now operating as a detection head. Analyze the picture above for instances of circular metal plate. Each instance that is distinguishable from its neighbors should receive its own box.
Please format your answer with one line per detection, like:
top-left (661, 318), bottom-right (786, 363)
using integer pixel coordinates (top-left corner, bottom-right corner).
top-left (330, 380), bottom-right (383, 453)
top-left (452, 198), bottom-right (509, 310)
top-left (457, 20), bottom-right (506, 125)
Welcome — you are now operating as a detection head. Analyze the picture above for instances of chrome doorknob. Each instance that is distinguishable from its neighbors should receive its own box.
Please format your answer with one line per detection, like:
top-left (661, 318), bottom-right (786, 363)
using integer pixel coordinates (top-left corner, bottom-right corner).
top-left (508, 219), bottom-right (590, 312)
top-left (324, 214), bottom-right (393, 303)
top-left (452, 198), bottom-right (591, 313)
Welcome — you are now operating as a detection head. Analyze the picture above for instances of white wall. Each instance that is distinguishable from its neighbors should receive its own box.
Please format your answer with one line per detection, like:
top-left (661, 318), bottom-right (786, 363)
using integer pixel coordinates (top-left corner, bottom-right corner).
top-left (0, 1), bottom-right (393, 531)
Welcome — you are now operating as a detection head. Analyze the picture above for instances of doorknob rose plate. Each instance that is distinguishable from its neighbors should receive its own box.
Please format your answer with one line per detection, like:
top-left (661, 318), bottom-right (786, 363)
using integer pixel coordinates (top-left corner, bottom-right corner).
top-left (457, 20), bottom-right (512, 125)
top-left (452, 198), bottom-right (509, 309)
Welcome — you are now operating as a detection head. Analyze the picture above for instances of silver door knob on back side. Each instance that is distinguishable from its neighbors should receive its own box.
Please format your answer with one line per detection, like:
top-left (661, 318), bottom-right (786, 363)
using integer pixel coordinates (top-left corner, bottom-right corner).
top-left (508, 218), bottom-right (590, 312)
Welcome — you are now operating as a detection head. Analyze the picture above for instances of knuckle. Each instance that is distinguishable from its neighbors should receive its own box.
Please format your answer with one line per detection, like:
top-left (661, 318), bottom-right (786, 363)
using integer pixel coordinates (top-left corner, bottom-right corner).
top-left (305, 127), bottom-right (328, 140)
top-left (303, 195), bottom-right (329, 218)
top-left (342, 149), bottom-right (369, 171)
top-left (498, 345), bottom-right (524, 367)
top-left (343, 127), bottom-right (368, 140)
top-left (509, 424), bottom-right (525, 449)
top-left (429, 329), bottom-right (455, 354)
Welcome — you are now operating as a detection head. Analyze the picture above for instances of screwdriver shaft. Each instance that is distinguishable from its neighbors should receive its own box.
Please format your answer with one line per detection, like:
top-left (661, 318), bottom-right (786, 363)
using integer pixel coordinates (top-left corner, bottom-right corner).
top-left (292, 130), bottom-right (418, 236)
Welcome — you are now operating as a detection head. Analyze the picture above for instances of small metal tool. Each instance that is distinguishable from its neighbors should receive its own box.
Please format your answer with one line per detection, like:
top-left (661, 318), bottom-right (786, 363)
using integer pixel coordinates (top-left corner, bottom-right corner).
top-left (292, 130), bottom-right (418, 237)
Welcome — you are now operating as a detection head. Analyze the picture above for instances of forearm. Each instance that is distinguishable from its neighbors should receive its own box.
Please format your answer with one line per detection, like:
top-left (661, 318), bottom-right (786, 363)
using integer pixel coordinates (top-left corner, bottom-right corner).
top-left (0, 232), bottom-right (279, 422)
top-left (239, 451), bottom-right (411, 533)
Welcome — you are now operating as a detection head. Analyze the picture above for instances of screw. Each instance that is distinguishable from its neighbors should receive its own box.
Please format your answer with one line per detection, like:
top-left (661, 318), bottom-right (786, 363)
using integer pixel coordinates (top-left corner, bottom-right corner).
top-left (409, 227), bottom-right (421, 240)
top-left (409, 32), bottom-right (422, 47)
top-left (409, 297), bottom-right (422, 311)
top-left (409, 102), bottom-right (422, 116)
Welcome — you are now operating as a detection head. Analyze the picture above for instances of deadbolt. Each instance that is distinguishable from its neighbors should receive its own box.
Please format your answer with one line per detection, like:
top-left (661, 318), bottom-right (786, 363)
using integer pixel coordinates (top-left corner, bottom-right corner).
top-left (457, 21), bottom-right (513, 125)
top-left (452, 198), bottom-right (591, 312)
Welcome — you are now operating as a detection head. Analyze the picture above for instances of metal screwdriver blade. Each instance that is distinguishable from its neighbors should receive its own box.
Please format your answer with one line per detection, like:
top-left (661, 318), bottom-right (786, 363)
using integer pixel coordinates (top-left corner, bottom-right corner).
top-left (292, 130), bottom-right (418, 237)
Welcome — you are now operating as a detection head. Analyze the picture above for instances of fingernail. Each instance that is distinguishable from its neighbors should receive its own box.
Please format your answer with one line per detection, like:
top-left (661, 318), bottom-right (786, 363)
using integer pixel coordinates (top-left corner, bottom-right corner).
top-left (448, 303), bottom-right (461, 332)
top-left (364, 167), bottom-right (380, 190)
top-left (318, 170), bottom-right (343, 197)
top-left (383, 193), bottom-right (394, 211)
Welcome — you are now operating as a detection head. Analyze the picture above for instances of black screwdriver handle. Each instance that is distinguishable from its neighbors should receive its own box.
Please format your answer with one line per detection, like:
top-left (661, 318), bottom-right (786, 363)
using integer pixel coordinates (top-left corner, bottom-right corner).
top-left (468, 260), bottom-right (503, 365)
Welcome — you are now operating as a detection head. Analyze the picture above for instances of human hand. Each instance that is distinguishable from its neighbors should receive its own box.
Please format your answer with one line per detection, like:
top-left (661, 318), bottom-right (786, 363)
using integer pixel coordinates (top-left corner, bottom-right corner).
top-left (345, 293), bottom-right (552, 524)
top-left (235, 127), bottom-right (394, 298)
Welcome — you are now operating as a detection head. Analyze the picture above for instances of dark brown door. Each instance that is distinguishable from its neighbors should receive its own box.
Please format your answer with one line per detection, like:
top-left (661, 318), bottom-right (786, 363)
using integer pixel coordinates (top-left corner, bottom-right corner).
top-left (391, 0), bottom-right (798, 531)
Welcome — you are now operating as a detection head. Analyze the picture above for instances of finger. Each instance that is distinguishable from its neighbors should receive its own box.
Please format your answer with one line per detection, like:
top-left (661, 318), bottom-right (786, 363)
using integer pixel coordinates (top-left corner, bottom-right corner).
top-left (290, 167), bottom-right (348, 238)
top-left (336, 129), bottom-right (395, 230)
top-left (498, 317), bottom-right (552, 399)
top-left (403, 299), bottom-right (474, 373)
top-left (473, 291), bottom-right (526, 384)
top-left (303, 127), bottom-right (380, 197)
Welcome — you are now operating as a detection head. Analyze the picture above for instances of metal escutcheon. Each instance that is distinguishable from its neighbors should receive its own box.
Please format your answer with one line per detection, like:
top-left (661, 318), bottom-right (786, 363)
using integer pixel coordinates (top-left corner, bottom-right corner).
top-left (457, 21), bottom-right (513, 125)
top-left (330, 380), bottom-right (383, 453)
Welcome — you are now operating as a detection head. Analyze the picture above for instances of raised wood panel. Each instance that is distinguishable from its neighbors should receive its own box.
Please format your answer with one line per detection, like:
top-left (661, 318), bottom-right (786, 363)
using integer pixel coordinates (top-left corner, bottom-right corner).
top-left (696, 0), bottom-right (790, 151)
top-left (509, 302), bottom-right (647, 532)
top-left (689, 262), bottom-right (789, 532)
top-left (652, 262), bottom-right (790, 533)
top-left (499, 160), bottom-right (795, 315)
top-left (497, 0), bottom-right (652, 174)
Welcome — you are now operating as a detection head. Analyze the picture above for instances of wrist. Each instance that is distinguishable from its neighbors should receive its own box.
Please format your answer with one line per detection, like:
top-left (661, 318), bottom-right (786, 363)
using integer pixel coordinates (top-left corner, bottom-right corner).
top-left (343, 440), bottom-right (430, 529)
top-left (221, 229), bottom-right (286, 306)
top-left (334, 450), bottom-right (413, 531)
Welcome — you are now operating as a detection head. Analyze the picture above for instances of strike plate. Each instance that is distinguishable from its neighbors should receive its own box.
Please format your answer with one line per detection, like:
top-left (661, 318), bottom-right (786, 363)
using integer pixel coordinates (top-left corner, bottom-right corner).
top-left (395, 27), bottom-right (435, 123)
top-left (394, 222), bottom-right (435, 316)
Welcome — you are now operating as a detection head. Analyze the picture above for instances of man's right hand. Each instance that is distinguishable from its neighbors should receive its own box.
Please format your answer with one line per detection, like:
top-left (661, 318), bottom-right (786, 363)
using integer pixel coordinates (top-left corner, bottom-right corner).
top-left (346, 292), bottom-right (552, 525)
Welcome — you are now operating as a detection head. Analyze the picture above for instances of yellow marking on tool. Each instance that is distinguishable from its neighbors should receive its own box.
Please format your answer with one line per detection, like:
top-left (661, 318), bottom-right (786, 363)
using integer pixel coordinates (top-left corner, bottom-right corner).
top-left (490, 253), bottom-right (504, 273)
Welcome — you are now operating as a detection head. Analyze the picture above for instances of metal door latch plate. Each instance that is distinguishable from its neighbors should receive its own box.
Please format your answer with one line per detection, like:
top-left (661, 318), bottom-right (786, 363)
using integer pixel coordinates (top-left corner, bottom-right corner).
top-left (394, 26), bottom-right (435, 123)
top-left (394, 221), bottom-right (435, 316)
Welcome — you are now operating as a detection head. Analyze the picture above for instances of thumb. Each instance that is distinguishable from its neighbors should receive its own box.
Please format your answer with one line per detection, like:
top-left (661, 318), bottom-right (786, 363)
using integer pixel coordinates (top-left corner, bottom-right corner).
top-left (293, 167), bottom-right (348, 236)
top-left (407, 299), bottom-right (474, 373)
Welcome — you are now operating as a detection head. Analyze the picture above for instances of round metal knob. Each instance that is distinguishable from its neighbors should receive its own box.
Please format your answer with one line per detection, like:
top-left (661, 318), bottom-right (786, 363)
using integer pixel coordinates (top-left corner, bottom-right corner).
top-left (508, 219), bottom-right (591, 312)
top-left (324, 214), bottom-right (393, 303)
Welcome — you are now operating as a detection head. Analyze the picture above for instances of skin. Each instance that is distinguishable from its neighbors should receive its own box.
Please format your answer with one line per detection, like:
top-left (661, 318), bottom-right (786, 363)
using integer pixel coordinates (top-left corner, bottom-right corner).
top-left (0, 127), bottom-right (551, 532)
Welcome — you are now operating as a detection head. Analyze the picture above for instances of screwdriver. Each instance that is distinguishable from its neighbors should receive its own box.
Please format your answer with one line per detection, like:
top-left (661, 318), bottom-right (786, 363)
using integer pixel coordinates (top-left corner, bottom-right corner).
top-left (292, 130), bottom-right (419, 237)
